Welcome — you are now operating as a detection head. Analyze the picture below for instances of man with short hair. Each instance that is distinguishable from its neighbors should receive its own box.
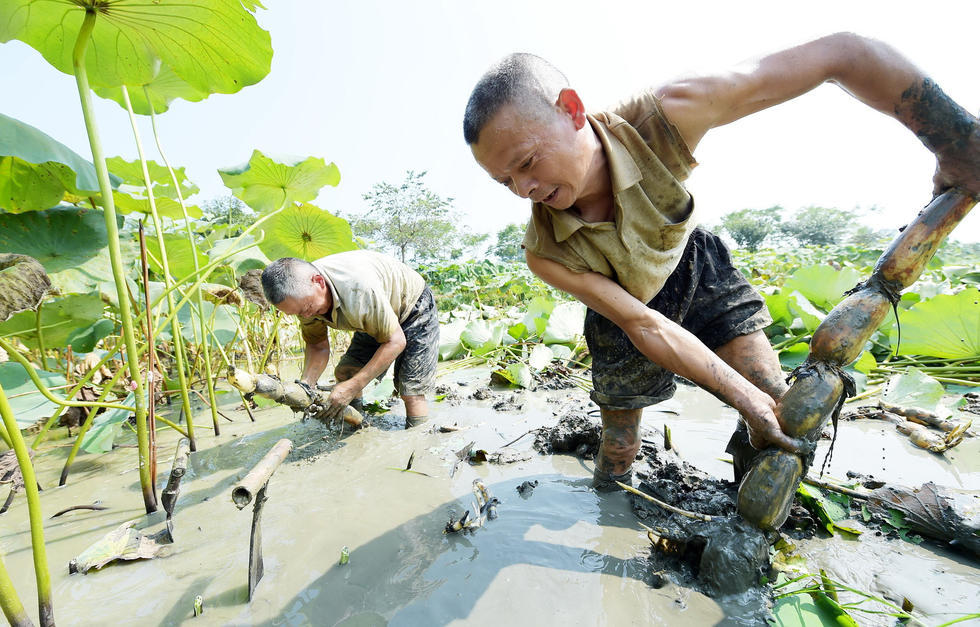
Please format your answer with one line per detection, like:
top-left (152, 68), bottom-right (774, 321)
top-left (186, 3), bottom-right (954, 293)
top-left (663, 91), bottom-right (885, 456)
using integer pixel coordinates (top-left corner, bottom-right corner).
top-left (464, 33), bottom-right (979, 489)
top-left (261, 251), bottom-right (439, 427)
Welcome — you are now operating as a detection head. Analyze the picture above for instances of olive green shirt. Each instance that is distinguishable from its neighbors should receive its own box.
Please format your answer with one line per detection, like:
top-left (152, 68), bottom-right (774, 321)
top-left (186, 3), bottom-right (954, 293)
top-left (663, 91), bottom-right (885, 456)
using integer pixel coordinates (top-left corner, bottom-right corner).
top-left (298, 250), bottom-right (425, 344)
top-left (523, 89), bottom-right (699, 303)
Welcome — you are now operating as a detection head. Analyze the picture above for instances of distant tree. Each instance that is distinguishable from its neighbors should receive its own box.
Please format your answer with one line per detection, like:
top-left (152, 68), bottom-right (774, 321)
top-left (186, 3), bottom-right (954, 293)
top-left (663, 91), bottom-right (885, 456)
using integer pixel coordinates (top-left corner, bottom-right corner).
top-left (352, 170), bottom-right (481, 264)
top-left (719, 206), bottom-right (783, 251)
top-left (779, 206), bottom-right (856, 246)
top-left (848, 225), bottom-right (895, 249)
top-left (490, 223), bottom-right (526, 261)
top-left (199, 195), bottom-right (254, 236)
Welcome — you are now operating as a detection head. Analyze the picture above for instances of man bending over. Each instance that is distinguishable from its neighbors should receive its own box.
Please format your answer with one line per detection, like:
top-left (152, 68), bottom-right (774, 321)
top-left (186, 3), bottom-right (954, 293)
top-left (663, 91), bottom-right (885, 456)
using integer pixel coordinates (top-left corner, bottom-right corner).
top-left (261, 251), bottom-right (440, 428)
top-left (463, 33), bottom-right (978, 489)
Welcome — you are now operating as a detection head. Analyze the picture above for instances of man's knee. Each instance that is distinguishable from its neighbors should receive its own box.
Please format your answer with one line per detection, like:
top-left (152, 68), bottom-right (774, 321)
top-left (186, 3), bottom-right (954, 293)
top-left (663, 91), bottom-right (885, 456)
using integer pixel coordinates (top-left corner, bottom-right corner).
top-left (334, 363), bottom-right (360, 382)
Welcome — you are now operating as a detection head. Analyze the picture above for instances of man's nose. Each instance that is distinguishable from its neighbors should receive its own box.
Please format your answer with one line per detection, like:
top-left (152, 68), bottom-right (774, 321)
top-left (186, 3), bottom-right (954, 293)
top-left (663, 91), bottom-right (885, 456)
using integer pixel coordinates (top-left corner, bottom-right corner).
top-left (513, 174), bottom-right (536, 199)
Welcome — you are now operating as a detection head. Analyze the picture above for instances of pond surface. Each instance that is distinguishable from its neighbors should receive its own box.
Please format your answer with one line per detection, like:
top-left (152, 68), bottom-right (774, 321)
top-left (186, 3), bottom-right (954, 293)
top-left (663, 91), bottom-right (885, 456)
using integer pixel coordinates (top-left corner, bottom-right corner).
top-left (3, 370), bottom-right (977, 626)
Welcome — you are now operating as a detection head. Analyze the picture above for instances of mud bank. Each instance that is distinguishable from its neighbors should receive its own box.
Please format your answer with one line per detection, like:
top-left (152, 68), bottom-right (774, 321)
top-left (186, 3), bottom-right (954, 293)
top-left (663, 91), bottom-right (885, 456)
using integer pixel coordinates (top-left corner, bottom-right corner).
top-left (2, 371), bottom-right (977, 626)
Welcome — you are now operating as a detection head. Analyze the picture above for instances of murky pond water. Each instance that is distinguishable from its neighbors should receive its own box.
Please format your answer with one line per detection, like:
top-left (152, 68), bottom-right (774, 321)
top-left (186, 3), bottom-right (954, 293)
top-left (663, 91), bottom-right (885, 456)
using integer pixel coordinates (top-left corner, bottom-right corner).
top-left (3, 370), bottom-right (978, 626)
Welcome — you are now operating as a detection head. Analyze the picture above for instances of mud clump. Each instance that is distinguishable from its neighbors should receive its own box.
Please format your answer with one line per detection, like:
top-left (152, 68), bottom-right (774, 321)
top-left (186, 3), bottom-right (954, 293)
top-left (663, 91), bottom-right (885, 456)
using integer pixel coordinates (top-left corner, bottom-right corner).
top-left (631, 439), bottom-right (771, 598)
top-left (492, 395), bottom-right (523, 412)
top-left (434, 384), bottom-right (463, 406)
top-left (532, 406), bottom-right (600, 455)
top-left (516, 480), bottom-right (538, 497)
top-left (470, 387), bottom-right (496, 401)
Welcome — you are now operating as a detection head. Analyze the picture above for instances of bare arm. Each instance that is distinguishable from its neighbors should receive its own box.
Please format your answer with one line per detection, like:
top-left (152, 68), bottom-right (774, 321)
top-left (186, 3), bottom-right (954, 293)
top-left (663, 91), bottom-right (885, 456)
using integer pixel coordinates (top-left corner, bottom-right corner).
top-left (526, 251), bottom-right (804, 454)
top-left (301, 336), bottom-right (331, 386)
top-left (657, 32), bottom-right (979, 195)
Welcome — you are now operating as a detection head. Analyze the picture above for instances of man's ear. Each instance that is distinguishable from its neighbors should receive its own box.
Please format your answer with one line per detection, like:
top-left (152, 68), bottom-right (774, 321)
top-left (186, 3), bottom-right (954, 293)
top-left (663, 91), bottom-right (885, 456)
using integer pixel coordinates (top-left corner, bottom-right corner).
top-left (556, 88), bottom-right (587, 130)
top-left (311, 272), bottom-right (326, 289)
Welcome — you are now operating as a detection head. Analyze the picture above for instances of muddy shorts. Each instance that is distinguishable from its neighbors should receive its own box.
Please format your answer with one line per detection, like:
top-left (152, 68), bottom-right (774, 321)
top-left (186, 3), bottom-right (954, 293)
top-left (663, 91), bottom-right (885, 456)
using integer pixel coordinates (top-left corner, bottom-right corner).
top-left (337, 286), bottom-right (439, 397)
top-left (585, 228), bottom-right (771, 410)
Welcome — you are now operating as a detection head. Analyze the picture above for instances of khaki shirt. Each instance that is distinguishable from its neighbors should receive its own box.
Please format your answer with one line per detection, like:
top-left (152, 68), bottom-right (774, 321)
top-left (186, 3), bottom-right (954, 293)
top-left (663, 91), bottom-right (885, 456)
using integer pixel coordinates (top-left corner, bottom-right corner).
top-left (298, 250), bottom-right (425, 344)
top-left (523, 89), bottom-right (699, 304)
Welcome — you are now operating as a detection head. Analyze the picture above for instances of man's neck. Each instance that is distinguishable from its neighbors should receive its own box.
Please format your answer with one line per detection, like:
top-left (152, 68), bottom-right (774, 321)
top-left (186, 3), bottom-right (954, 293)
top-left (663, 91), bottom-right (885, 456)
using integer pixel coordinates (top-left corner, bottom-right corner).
top-left (573, 132), bottom-right (614, 222)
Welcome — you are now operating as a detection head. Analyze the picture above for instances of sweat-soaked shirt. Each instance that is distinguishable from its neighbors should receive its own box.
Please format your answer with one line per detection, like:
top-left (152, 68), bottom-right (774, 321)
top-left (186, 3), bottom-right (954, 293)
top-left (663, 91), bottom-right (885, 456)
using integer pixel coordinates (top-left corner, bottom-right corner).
top-left (298, 250), bottom-right (425, 345)
top-left (522, 89), bottom-right (699, 303)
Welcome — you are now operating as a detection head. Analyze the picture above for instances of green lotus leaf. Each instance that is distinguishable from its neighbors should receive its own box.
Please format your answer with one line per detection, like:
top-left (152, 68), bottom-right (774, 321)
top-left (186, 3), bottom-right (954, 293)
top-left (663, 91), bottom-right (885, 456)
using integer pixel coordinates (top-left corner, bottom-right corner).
top-left (766, 290), bottom-right (824, 333)
top-left (82, 392), bottom-right (136, 454)
top-left (0, 0), bottom-right (272, 94)
top-left (0, 206), bottom-right (137, 295)
top-left (507, 321), bottom-right (528, 341)
top-left (218, 151), bottom-right (341, 213)
top-left (66, 318), bottom-right (116, 353)
top-left (889, 289), bottom-right (979, 359)
top-left (439, 319), bottom-right (467, 360)
top-left (0, 112), bottom-right (121, 212)
top-left (145, 233), bottom-right (208, 282)
top-left (543, 302), bottom-right (585, 345)
top-left (257, 203), bottom-right (357, 262)
top-left (207, 235), bottom-right (270, 276)
top-left (783, 265), bottom-right (864, 311)
top-left (461, 320), bottom-right (494, 351)
top-left (106, 156), bottom-right (199, 200)
top-left (881, 367), bottom-right (947, 416)
top-left (0, 292), bottom-right (105, 350)
top-left (94, 64), bottom-right (208, 115)
top-left (0, 253), bottom-right (51, 322)
top-left (0, 362), bottom-right (67, 428)
top-left (500, 362), bottom-right (533, 389)
top-left (778, 342), bottom-right (809, 370)
top-left (177, 301), bottom-right (238, 348)
top-left (112, 190), bottom-right (202, 220)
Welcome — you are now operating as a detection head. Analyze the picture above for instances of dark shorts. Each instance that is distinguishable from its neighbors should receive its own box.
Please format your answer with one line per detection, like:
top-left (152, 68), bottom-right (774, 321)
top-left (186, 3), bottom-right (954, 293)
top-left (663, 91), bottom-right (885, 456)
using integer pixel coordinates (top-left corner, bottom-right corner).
top-left (337, 286), bottom-right (439, 397)
top-left (586, 228), bottom-right (771, 410)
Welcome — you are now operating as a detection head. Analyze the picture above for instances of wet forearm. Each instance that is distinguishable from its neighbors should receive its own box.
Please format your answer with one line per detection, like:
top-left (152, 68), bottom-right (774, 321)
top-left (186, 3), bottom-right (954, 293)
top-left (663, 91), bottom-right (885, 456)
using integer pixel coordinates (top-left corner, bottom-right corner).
top-left (301, 341), bottom-right (330, 385)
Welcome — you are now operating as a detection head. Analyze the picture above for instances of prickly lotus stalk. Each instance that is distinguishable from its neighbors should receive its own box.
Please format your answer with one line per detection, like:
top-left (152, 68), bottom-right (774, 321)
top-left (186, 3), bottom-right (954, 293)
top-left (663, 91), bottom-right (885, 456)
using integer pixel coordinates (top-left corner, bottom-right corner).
top-left (737, 190), bottom-right (976, 530)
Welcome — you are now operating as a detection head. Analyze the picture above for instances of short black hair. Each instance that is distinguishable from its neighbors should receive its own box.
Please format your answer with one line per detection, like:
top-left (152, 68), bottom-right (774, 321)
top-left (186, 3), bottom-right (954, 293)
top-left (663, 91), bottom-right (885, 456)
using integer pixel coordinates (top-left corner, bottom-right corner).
top-left (463, 53), bottom-right (568, 145)
top-left (261, 257), bottom-right (315, 305)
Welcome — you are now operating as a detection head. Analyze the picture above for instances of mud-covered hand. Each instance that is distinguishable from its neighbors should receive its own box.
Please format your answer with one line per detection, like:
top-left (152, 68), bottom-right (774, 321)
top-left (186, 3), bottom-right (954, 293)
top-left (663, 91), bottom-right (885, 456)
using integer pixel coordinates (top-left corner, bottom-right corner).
top-left (325, 379), bottom-right (362, 420)
top-left (742, 397), bottom-right (813, 456)
top-left (932, 118), bottom-right (980, 197)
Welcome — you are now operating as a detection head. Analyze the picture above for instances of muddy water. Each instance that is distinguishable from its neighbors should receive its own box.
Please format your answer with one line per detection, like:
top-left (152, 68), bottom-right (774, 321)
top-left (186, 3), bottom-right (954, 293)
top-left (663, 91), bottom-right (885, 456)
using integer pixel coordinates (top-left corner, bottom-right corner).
top-left (2, 373), bottom-right (978, 626)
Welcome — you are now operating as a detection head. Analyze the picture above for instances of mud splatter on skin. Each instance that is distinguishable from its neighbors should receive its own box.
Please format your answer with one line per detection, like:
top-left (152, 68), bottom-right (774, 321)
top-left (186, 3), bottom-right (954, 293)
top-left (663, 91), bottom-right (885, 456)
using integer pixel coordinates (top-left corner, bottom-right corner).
top-left (596, 409), bottom-right (642, 476)
top-left (897, 78), bottom-right (980, 196)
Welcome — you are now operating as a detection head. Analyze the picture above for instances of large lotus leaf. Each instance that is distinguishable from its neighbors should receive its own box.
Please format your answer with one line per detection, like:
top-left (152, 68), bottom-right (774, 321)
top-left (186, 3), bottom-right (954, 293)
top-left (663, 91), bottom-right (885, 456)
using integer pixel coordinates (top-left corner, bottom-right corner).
top-left (783, 265), bottom-right (864, 312)
top-left (493, 362), bottom-right (533, 389)
top-left (889, 289), bottom-right (979, 359)
top-left (439, 319), bottom-right (467, 361)
top-left (0, 206), bottom-right (137, 295)
top-left (543, 302), bottom-right (586, 345)
top-left (521, 296), bottom-right (556, 337)
top-left (881, 367), bottom-right (946, 416)
top-left (145, 233), bottom-right (209, 282)
top-left (207, 235), bottom-right (270, 276)
top-left (218, 152), bottom-right (341, 213)
top-left (0, 362), bottom-right (67, 428)
top-left (81, 392), bottom-right (136, 454)
top-left (94, 64), bottom-right (208, 115)
top-left (461, 320), bottom-right (494, 351)
top-left (0, 254), bottom-right (51, 322)
top-left (66, 318), bottom-right (116, 353)
top-left (0, 292), bottom-right (105, 350)
top-left (112, 190), bottom-right (202, 220)
top-left (177, 301), bottom-right (238, 348)
top-left (765, 290), bottom-right (824, 333)
top-left (0, 0), bottom-right (272, 94)
top-left (106, 157), bottom-right (199, 200)
top-left (257, 203), bottom-right (357, 262)
top-left (0, 112), bottom-right (120, 213)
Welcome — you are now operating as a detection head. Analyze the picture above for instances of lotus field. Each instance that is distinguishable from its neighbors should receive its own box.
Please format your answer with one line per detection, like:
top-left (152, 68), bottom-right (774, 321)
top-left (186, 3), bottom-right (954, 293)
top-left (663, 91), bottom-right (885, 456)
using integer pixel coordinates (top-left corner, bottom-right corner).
top-left (0, 1), bottom-right (978, 626)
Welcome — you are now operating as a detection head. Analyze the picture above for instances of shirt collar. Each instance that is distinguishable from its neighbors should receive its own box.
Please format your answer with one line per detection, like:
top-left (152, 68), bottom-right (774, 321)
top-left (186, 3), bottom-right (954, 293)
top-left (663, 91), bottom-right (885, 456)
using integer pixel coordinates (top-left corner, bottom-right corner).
top-left (537, 112), bottom-right (642, 243)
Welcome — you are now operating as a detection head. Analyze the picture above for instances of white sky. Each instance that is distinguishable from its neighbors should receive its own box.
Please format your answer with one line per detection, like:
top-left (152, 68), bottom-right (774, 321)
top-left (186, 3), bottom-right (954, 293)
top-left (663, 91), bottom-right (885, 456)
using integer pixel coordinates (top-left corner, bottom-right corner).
top-left (2, 0), bottom-right (978, 243)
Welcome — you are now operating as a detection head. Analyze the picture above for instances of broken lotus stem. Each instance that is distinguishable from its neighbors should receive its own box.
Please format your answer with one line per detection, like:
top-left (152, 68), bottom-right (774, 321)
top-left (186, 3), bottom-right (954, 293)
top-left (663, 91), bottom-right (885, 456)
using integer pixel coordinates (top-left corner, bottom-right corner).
top-left (616, 481), bottom-right (712, 522)
top-left (232, 439), bottom-right (293, 509)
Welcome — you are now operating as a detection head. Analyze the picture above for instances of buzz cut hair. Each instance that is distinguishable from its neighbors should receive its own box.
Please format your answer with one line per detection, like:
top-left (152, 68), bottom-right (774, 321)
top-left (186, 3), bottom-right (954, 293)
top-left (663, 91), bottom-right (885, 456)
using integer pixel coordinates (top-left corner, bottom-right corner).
top-left (463, 53), bottom-right (569, 145)
top-left (261, 257), bottom-right (317, 305)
